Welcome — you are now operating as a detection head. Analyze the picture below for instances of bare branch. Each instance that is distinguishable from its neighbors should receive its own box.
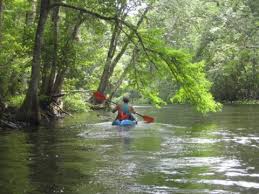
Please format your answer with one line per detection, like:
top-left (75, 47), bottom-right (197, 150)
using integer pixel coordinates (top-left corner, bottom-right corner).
top-left (50, 2), bottom-right (150, 41)
top-left (50, 3), bottom-right (116, 21)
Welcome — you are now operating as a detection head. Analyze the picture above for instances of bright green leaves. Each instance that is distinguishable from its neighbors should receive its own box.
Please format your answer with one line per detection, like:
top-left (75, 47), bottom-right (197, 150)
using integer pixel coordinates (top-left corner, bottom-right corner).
top-left (140, 88), bottom-right (166, 108)
top-left (132, 29), bottom-right (221, 113)
top-left (149, 0), bottom-right (258, 103)
top-left (161, 51), bottom-right (222, 113)
top-left (63, 93), bottom-right (90, 113)
top-left (0, 0), bottom-right (32, 102)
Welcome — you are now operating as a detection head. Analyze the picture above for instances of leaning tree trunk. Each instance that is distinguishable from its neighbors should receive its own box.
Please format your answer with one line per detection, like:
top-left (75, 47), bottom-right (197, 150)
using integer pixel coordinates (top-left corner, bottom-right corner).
top-left (47, 5), bottom-right (59, 95)
top-left (25, 0), bottom-right (37, 26)
top-left (16, 0), bottom-right (50, 125)
top-left (251, 48), bottom-right (258, 99)
top-left (109, 46), bottom-right (138, 101)
top-left (0, 0), bottom-right (4, 44)
top-left (52, 68), bottom-right (65, 94)
top-left (109, 64), bottom-right (130, 101)
top-left (97, 22), bottom-right (121, 93)
top-left (0, 0), bottom-right (4, 106)
top-left (40, 3), bottom-right (59, 96)
top-left (23, 0), bottom-right (37, 43)
top-left (51, 14), bottom-right (85, 95)
top-left (97, 8), bottom-right (148, 95)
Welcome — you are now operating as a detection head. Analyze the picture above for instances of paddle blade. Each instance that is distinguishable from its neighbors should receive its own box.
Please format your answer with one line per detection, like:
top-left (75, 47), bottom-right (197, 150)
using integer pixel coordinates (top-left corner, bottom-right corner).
top-left (93, 91), bottom-right (107, 102)
top-left (142, 115), bottom-right (154, 123)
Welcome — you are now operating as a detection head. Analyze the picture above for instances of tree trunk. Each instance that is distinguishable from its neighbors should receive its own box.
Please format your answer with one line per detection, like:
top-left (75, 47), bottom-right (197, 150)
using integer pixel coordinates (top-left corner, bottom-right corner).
top-left (40, 4), bottom-right (60, 96)
top-left (40, 60), bottom-right (50, 95)
top-left (109, 65), bottom-right (130, 100)
top-left (252, 48), bottom-right (257, 99)
top-left (97, 22), bottom-right (121, 93)
top-left (23, 0), bottom-right (37, 44)
top-left (0, 0), bottom-right (4, 45)
top-left (16, 0), bottom-right (50, 125)
top-left (47, 4), bottom-right (59, 95)
top-left (109, 46), bottom-right (138, 101)
top-left (97, 8), bottom-right (148, 94)
top-left (34, 0), bottom-right (41, 23)
top-left (52, 68), bottom-right (65, 94)
top-left (25, 0), bottom-right (37, 26)
top-left (50, 14), bottom-right (85, 95)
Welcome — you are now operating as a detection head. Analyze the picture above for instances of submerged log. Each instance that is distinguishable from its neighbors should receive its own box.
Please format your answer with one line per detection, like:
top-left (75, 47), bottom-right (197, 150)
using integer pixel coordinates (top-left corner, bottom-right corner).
top-left (0, 120), bottom-right (19, 129)
top-left (52, 101), bottom-right (72, 116)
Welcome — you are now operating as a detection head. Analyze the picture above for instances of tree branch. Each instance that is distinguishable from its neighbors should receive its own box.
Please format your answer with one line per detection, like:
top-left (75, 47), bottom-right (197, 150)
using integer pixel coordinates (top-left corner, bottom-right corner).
top-left (50, 2), bottom-right (150, 42)
top-left (50, 3), bottom-right (116, 21)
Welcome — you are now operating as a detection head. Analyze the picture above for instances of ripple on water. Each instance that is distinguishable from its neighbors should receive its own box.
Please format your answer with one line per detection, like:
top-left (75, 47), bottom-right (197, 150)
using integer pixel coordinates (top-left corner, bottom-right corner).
top-left (128, 184), bottom-right (239, 194)
top-left (157, 157), bottom-right (225, 169)
top-left (173, 179), bottom-right (259, 189)
top-left (162, 137), bottom-right (221, 145)
top-left (154, 156), bottom-right (250, 178)
top-left (74, 115), bottom-right (259, 193)
top-left (77, 121), bottom-right (183, 140)
top-left (225, 172), bottom-right (259, 177)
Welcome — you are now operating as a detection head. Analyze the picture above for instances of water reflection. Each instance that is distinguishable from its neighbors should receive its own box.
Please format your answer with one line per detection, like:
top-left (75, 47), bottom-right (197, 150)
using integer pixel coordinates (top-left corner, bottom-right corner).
top-left (0, 105), bottom-right (258, 193)
top-left (0, 132), bottom-right (32, 194)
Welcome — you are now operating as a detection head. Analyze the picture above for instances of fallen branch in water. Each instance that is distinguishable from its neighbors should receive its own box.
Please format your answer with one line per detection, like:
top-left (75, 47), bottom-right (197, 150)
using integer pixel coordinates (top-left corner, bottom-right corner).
top-left (52, 101), bottom-right (72, 116)
top-left (0, 120), bottom-right (19, 129)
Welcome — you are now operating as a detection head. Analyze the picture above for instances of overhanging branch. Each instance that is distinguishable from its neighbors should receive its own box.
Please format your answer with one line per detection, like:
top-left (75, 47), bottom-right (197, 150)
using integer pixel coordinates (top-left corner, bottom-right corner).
top-left (50, 3), bottom-right (116, 21)
top-left (50, 3), bottom-right (150, 49)
top-left (50, 3), bottom-right (143, 30)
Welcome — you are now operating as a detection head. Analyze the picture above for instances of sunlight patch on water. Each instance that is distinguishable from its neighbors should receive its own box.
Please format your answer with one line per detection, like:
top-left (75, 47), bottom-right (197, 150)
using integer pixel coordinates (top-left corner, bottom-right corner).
top-left (209, 130), bottom-right (259, 147)
top-left (155, 157), bottom-right (248, 178)
top-left (129, 184), bottom-right (238, 194)
top-left (163, 137), bottom-right (221, 144)
top-left (173, 179), bottom-right (259, 189)
top-left (158, 157), bottom-right (224, 169)
top-left (73, 109), bottom-right (259, 193)
top-left (232, 136), bottom-right (259, 145)
top-left (212, 158), bottom-right (243, 173)
top-left (129, 184), bottom-right (177, 194)
top-left (189, 138), bottom-right (221, 144)
top-left (225, 172), bottom-right (259, 177)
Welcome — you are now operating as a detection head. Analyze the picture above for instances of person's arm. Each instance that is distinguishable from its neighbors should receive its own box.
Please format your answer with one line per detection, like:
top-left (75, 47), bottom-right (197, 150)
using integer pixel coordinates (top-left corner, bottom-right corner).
top-left (130, 106), bottom-right (136, 114)
top-left (112, 105), bottom-right (119, 113)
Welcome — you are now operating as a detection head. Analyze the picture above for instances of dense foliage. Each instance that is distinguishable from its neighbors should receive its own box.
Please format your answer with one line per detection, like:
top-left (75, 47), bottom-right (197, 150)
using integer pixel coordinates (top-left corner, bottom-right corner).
top-left (0, 0), bottom-right (258, 123)
top-left (147, 0), bottom-right (259, 102)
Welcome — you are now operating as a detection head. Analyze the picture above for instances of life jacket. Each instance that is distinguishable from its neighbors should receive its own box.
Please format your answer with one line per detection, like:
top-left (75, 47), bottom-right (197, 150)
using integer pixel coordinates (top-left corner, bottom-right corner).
top-left (117, 104), bottom-right (130, 120)
top-left (118, 112), bottom-right (129, 120)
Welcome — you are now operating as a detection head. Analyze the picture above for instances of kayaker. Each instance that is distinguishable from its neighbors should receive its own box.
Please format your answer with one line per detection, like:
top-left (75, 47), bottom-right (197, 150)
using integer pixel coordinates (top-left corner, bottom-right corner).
top-left (112, 96), bottom-right (136, 121)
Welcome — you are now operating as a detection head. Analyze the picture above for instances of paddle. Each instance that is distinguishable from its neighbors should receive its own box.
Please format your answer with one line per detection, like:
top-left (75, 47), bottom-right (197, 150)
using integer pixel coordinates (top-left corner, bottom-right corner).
top-left (93, 91), bottom-right (155, 123)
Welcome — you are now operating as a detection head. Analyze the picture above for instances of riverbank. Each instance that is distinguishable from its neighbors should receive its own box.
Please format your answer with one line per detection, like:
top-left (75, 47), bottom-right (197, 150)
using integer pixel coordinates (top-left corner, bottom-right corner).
top-left (0, 103), bottom-right (71, 130)
top-left (0, 107), bottom-right (27, 130)
top-left (0, 105), bottom-right (112, 130)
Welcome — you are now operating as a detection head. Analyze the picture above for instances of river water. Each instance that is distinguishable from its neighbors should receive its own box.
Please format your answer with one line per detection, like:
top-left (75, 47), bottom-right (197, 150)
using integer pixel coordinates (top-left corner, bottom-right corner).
top-left (0, 105), bottom-right (258, 194)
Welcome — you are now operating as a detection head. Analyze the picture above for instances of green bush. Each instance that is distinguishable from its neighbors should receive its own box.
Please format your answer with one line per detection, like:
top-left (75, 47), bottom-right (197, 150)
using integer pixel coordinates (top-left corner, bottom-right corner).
top-left (63, 93), bottom-right (90, 113)
top-left (7, 95), bottom-right (25, 108)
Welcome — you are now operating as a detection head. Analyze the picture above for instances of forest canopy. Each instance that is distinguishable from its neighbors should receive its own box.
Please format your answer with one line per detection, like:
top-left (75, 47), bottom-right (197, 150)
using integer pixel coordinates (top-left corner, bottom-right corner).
top-left (0, 0), bottom-right (258, 124)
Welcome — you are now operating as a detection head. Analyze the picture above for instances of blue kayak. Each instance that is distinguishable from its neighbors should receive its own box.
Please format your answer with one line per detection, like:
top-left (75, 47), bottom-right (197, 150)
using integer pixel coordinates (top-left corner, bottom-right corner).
top-left (112, 119), bottom-right (137, 126)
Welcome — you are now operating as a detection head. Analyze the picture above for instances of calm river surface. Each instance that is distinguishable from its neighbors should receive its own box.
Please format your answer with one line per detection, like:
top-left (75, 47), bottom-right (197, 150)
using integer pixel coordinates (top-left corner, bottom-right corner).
top-left (0, 105), bottom-right (259, 194)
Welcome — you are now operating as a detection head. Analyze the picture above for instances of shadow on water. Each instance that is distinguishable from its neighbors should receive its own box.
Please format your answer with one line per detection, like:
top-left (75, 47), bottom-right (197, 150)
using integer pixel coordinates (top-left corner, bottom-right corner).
top-left (0, 104), bottom-right (259, 193)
